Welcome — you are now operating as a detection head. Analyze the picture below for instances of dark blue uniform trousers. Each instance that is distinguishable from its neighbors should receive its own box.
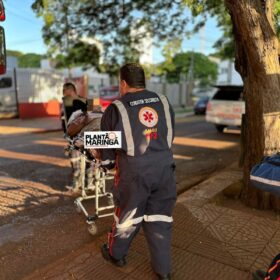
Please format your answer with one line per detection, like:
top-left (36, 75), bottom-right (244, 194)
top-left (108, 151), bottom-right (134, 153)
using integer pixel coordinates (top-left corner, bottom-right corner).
top-left (108, 150), bottom-right (176, 275)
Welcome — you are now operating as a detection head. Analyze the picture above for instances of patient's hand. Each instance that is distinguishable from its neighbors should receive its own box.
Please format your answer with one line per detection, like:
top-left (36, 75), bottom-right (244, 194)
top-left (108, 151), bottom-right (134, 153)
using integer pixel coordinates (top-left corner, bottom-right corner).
top-left (73, 138), bottom-right (84, 148)
top-left (89, 149), bottom-right (101, 159)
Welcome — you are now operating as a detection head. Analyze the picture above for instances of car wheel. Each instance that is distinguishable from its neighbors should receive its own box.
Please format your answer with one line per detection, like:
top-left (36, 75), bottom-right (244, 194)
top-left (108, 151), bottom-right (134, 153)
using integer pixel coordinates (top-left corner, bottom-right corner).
top-left (215, 125), bottom-right (227, 133)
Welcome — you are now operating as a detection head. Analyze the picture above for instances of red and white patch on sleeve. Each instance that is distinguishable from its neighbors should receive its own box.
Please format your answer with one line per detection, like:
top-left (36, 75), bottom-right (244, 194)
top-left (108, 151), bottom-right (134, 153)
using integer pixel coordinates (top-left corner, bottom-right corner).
top-left (139, 107), bottom-right (158, 128)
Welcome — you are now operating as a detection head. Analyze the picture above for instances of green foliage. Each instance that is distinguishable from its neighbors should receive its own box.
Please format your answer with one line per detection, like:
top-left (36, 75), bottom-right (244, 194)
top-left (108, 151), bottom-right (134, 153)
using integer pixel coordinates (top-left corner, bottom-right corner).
top-left (7, 50), bottom-right (44, 68)
top-left (31, 0), bottom-right (189, 70)
top-left (31, 0), bottom-right (280, 71)
top-left (54, 41), bottom-right (100, 69)
top-left (18, 53), bottom-right (44, 68)
top-left (159, 51), bottom-right (218, 87)
top-left (183, 0), bottom-right (234, 59)
top-left (7, 50), bottom-right (23, 58)
top-left (183, 0), bottom-right (280, 59)
top-left (159, 39), bottom-right (182, 74)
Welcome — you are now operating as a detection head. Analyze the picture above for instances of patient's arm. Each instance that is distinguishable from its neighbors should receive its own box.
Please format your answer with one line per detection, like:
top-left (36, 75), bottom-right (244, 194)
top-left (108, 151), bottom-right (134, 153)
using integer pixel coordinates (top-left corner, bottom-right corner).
top-left (67, 113), bottom-right (89, 137)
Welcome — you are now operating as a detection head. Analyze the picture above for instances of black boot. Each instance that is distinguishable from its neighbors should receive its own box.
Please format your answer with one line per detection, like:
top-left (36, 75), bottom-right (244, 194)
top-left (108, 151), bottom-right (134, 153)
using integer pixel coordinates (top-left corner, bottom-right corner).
top-left (101, 244), bottom-right (127, 267)
top-left (252, 270), bottom-right (266, 280)
top-left (156, 273), bottom-right (171, 280)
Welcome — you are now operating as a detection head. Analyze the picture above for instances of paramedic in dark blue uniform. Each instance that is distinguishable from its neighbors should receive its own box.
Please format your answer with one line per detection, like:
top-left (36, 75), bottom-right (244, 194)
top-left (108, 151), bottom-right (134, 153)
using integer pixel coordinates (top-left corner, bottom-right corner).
top-left (100, 63), bottom-right (176, 280)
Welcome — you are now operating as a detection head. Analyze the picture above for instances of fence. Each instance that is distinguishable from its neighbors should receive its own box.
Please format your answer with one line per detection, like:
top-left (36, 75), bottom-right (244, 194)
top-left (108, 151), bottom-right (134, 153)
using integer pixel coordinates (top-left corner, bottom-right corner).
top-left (146, 81), bottom-right (192, 107)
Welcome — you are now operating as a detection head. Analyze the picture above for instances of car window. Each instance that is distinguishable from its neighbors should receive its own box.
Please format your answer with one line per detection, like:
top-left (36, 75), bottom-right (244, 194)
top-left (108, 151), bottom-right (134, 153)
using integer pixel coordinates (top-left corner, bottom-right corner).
top-left (212, 88), bottom-right (243, 101)
top-left (0, 77), bottom-right (12, 88)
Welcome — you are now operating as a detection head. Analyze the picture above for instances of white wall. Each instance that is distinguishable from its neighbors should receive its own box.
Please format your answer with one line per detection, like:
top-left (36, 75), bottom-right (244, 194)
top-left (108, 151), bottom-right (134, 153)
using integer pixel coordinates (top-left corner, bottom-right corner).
top-left (16, 69), bottom-right (64, 103)
top-left (7, 56), bottom-right (18, 69)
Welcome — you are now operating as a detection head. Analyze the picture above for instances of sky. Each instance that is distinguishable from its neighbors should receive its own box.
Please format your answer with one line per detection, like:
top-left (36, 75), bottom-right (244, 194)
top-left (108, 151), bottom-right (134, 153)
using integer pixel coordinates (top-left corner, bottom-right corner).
top-left (2, 0), bottom-right (223, 63)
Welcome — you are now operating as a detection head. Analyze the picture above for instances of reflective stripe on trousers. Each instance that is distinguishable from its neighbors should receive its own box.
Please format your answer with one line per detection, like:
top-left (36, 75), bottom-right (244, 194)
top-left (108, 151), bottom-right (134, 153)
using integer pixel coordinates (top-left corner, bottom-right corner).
top-left (113, 209), bottom-right (173, 230)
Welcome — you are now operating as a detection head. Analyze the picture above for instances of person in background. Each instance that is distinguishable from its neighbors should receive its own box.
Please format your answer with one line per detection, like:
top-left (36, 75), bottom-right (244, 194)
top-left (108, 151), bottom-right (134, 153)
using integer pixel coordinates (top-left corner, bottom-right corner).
top-left (61, 82), bottom-right (83, 192)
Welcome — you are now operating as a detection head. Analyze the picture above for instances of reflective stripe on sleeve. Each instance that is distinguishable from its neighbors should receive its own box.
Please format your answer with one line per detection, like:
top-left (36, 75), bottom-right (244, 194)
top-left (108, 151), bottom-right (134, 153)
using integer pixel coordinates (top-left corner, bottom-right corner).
top-left (154, 93), bottom-right (172, 148)
top-left (144, 214), bottom-right (173, 223)
top-left (113, 100), bottom-right (135, 156)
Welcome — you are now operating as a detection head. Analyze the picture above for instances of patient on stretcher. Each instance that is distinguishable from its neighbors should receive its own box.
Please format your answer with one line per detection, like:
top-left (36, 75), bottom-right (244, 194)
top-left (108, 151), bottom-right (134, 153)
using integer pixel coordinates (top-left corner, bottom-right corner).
top-left (67, 99), bottom-right (102, 139)
top-left (63, 98), bottom-right (102, 192)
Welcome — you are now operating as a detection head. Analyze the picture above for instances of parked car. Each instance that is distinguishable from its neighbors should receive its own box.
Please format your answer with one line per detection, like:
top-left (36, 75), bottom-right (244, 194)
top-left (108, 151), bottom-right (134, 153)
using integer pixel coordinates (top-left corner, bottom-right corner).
top-left (206, 85), bottom-right (245, 133)
top-left (99, 86), bottom-right (119, 110)
top-left (194, 96), bottom-right (209, 115)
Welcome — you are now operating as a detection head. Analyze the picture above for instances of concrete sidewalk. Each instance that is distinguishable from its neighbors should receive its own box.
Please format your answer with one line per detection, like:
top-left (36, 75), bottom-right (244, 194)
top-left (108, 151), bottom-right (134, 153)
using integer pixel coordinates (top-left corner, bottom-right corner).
top-left (23, 163), bottom-right (280, 280)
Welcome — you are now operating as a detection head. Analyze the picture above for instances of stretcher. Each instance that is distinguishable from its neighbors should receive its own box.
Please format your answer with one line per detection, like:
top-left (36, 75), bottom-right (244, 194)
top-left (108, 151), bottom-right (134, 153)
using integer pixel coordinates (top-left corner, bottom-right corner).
top-left (62, 96), bottom-right (114, 235)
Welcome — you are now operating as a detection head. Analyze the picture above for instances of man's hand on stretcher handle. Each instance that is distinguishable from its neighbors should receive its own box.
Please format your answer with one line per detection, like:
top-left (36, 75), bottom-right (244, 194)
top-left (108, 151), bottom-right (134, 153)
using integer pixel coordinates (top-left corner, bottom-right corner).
top-left (89, 149), bottom-right (101, 160)
top-left (90, 150), bottom-right (116, 175)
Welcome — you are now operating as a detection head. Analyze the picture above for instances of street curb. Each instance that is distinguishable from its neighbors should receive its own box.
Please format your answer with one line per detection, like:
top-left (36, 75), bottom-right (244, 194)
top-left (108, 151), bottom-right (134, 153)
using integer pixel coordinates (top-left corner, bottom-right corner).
top-left (177, 162), bottom-right (242, 206)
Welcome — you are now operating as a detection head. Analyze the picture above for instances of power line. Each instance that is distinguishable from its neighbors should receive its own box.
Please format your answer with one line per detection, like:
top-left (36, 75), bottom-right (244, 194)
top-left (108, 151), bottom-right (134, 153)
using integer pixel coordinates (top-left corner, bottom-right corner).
top-left (8, 38), bottom-right (43, 46)
top-left (6, 8), bottom-right (39, 24)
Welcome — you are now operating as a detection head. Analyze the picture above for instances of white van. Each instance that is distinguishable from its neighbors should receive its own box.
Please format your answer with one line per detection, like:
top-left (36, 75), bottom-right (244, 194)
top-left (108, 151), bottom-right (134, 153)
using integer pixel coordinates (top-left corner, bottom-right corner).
top-left (0, 71), bottom-right (17, 116)
top-left (206, 85), bottom-right (245, 133)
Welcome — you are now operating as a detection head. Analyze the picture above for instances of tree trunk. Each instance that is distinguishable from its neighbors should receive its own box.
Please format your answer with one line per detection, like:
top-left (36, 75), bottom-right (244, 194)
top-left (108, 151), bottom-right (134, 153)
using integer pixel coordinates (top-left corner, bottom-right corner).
top-left (224, 0), bottom-right (280, 209)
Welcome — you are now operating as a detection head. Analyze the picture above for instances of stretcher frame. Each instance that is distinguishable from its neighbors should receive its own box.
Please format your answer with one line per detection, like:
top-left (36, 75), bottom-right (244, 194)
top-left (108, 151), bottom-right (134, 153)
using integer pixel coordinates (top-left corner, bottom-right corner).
top-left (62, 97), bottom-right (114, 235)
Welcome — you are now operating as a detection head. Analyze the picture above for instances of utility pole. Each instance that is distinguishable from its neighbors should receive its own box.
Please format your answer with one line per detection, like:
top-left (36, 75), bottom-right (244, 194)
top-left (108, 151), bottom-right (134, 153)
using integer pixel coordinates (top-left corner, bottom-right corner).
top-left (199, 25), bottom-right (205, 55)
top-left (13, 68), bottom-right (19, 118)
top-left (63, 4), bottom-right (71, 78)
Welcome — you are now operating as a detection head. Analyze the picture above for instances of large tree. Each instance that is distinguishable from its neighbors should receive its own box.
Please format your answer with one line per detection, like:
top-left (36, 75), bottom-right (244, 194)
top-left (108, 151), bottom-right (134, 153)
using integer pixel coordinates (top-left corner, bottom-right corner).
top-left (159, 51), bottom-right (218, 87)
top-left (31, 0), bottom-right (189, 69)
top-left (32, 0), bottom-right (280, 209)
top-left (54, 41), bottom-right (100, 70)
top-left (225, 0), bottom-right (280, 209)
top-left (185, 0), bottom-right (280, 209)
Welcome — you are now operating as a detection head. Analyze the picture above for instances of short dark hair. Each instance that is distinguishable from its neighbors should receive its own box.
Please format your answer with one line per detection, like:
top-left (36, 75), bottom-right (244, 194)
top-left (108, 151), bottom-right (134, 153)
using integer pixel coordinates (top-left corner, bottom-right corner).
top-left (120, 63), bottom-right (146, 88)
top-left (63, 82), bottom-right (76, 92)
top-left (73, 99), bottom-right (87, 112)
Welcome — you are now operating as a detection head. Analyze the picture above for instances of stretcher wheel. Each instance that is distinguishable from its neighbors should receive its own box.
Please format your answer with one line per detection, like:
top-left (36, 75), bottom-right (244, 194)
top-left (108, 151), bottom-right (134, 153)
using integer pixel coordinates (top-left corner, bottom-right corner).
top-left (88, 223), bottom-right (98, 235)
top-left (106, 195), bottom-right (114, 206)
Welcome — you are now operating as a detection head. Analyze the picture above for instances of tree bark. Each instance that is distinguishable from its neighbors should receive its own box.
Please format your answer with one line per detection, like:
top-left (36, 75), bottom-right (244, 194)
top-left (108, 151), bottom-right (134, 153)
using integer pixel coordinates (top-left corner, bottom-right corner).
top-left (224, 0), bottom-right (280, 209)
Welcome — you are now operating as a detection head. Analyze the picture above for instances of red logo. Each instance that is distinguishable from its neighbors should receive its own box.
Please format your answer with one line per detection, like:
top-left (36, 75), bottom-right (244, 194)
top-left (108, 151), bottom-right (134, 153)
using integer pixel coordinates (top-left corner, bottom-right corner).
top-left (139, 107), bottom-right (158, 128)
top-left (143, 111), bottom-right (154, 123)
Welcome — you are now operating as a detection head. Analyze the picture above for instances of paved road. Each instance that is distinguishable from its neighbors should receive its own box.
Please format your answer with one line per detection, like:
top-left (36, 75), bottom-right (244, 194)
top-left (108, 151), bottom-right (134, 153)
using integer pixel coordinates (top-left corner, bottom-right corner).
top-left (0, 115), bottom-right (241, 279)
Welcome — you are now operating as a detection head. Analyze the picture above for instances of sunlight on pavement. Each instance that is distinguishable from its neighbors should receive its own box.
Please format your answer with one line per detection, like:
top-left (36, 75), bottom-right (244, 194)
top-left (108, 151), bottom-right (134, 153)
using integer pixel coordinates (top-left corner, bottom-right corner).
top-left (0, 149), bottom-right (69, 167)
top-left (0, 126), bottom-right (44, 135)
top-left (34, 140), bottom-right (67, 147)
top-left (173, 137), bottom-right (237, 149)
top-left (224, 128), bottom-right (241, 134)
top-left (173, 154), bottom-right (193, 160)
top-left (0, 176), bottom-right (69, 217)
